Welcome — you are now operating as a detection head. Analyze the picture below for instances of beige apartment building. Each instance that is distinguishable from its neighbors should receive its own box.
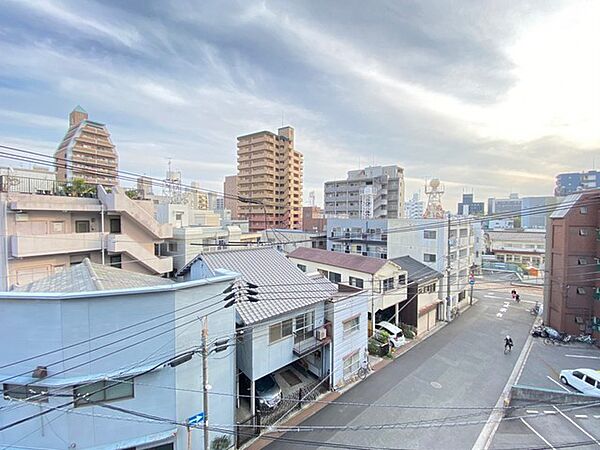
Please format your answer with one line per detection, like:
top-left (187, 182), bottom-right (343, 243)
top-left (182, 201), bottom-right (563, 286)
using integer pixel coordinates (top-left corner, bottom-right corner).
top-left (237, 126), bottom-right (303, 231)
top-left (54, 106), bottom-right (119, 186)
top-left (223, 175), bottom-right (239, 219)
top-left (0, 180), bottom-right (173, 290)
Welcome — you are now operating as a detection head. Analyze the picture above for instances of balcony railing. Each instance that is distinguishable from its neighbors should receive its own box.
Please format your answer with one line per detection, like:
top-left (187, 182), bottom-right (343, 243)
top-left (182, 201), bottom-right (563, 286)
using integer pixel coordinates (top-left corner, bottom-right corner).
top-left (0, 175), bottom-right (98, 197)
top-left (293, 334), bottom-right (329, 357)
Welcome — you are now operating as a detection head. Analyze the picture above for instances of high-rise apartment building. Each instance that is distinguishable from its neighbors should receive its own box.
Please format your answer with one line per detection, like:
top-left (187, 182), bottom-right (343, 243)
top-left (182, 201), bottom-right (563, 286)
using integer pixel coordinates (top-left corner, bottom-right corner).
top-left (555, 170), bottom-right (600, 196)
top-left (223, 175), bottom-right (239, 218)
top-left (324, 165), bottom-right (405, 219)
top-left (237, 126), bottom-right (303, 231)
top-left (404, 192), bottom-right (425, 219)
top-left (55, 106), bottom-right (119, 186)
top-left (487, 193), bottom-right (521, 216)
top-left (544, 190), bottom-right (600, 336)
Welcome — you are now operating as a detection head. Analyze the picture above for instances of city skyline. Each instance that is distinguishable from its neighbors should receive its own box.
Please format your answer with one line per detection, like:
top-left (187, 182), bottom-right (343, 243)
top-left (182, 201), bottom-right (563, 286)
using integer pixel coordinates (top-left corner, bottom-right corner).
top-left (0, 0), bottom-right (598, 207)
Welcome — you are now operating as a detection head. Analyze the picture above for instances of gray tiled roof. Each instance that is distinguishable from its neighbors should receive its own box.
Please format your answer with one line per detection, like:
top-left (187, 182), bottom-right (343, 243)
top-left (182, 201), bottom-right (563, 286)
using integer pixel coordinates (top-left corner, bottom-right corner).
top-left (391, 256), bottom-right (443, 284)
top-left (13, 259), bottom-right (173, 293)
top-left (187, 247), bottom-right (332, 325)
top-left (288, 247), bottom-right (388, 274)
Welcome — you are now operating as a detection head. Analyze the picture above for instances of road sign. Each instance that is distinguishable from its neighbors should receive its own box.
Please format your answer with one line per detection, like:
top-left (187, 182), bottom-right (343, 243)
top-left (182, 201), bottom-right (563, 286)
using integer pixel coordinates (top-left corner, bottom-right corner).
top-left (469, 279), bottom-right (475, 285)
top-left (188, 411), bottom-right (205, 425)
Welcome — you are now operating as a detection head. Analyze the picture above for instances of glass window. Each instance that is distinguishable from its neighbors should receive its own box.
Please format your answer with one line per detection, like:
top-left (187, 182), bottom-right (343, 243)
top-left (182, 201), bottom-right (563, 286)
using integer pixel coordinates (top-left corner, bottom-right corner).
top-left (382, 278), bottom-right (395, 292)
top-left (398, 274), bottom-right (406, 285)
top-left (579, 229), bottom-right (589, 236)
top-left (168, 242), bottom-right (178, 252)
top-left (109, 217), bottom-right (121, 234)
top-left (294, 311), bottom-right (315, 343)
top-left (268, 319), bottom-right (293, 344)
top-left (297, 264), bottom-right (307, 272)
top-left (328, 272), bottom-right (342, 283)
top-left (577, 287), bottom-right (586, 295)
top-left (109, 254), bottom-right (122, 269)
top-left (75, 220), bottom-right (90, 233)
top-left (585, 376), bottom-right (597, 387)
top-left (74, 380), bottom-right (133, 407)
top-left (423, 230), bottom-right (436, 239)
top-left (578, 258), bottom-right (588, 265)
top-left (573, 371), bottom-right (584, 379)
top-left (343, 351), bottom-right (360, 378)
top-left (3, 384), bottom-right (48, 403)
top-left (581, 207), bottom-right (588, 214)
top-left (343, 316), bottom-right (360, 335)
top-left (349, 277), bottom-right (364, 288)
top-left (424, 254), bottom-right (436, 263)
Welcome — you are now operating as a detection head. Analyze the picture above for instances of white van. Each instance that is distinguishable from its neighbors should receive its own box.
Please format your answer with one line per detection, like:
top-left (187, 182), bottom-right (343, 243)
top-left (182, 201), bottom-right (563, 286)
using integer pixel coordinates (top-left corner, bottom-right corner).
top-left (560, 368), bottom-right (600, 397)
top-left (375, 321), bottom-right (406, 348)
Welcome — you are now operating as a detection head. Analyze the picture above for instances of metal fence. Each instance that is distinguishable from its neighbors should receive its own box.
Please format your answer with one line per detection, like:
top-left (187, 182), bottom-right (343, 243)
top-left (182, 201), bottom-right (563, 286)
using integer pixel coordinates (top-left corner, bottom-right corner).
top-left (235, 414), bottom-right (258, 448)
top-left (0, 175), bottom-right (97, 197)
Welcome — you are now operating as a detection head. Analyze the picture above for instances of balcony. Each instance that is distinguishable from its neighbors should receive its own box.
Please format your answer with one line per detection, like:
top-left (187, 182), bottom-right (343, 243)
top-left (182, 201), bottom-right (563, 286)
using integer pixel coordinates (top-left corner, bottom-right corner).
top-left (10, 232), bottom-right (103, 258)
top-left (293, 333), bottom-right (329, 357)
top-left (106, 234), bottom-right (172, 274)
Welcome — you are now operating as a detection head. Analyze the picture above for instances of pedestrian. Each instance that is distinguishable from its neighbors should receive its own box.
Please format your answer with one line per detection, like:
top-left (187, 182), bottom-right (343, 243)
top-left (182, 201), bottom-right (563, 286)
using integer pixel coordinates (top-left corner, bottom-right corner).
top-left (511, 289), bottom-right (517, 300)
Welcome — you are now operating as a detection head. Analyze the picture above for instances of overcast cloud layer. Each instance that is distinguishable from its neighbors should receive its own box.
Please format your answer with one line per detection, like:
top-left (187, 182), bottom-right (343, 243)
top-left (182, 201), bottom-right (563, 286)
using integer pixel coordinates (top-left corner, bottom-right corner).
top-left (0, 0), bottom-right (598, 207)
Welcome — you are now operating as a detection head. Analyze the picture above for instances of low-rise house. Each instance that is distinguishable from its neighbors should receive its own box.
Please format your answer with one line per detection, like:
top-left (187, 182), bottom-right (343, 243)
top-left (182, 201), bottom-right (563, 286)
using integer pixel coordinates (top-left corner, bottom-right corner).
top-left (287, 247), bottom-right (408, 331)
top-left (177, 247), bottom-right (368, 432)
top-left (0, 260), bottom-right (238, 450)
top-left (391, 256), bottom-right (444, 334)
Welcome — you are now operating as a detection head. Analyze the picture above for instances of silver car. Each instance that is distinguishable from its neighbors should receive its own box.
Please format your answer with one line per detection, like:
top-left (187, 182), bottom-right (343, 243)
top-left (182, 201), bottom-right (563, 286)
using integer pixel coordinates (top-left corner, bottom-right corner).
top-left (256, 374), bottom-right (282, 410)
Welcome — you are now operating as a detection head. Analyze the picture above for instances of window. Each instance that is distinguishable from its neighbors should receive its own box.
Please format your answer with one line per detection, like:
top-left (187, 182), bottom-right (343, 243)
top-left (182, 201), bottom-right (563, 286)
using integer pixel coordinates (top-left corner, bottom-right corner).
top-left (75, 220), bottom-right (90, 233)
top-left (585, 376), bottom-right (598, 387)
top-left (424, 230), bottom-right (436, 239)
top-left (424, 253), bottom-right (436, 263)
top-left (74, 380), bottom-right (133, 407)
top-left (382, 277), bottom-right (395, 292)
top-left (109, 254), bottom-right (122, 269)
top-left (268, 319), bottom-right (293, 343)
top-left (109, 217), bottom-right (121, 234)
top-left (328, 272), bottom-right (342, 283)
top-left (343, 351), bottom-right (360, 378)
top-left (573, 371), bottom-right (585, 380)
top-left (579, 228), bottom-right (589, 236)
top-left (51, 221), bottom-right (65, 233)
top-left (578, 258), bottom-right (588, 265)
top-left (70, 254), bottom-right (91, 265)
top-left (581, 207), bottom-right (588, 214)
top-left (297, 264), bottom-right (307, 272)
top-left (343, 316), bottom-right (360, 336)
top-left (294, 311), bottom-right (315, 343)
top-left (3, 384), bottom-right (48, 402)
top-left (349, 276), bottom-right (364, 289)
top-left (175, 212), bottom-right (184, 221)
top-left (577, 287), bottom-right (586, 295)
top-left (167, 242), bottom-right (178, 252)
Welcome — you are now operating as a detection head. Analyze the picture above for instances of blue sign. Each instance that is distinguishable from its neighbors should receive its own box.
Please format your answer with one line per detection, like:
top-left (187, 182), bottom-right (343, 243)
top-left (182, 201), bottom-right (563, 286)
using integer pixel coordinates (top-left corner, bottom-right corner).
top-left (469, 279), bottom-right (475, 285)
top-left (188, 412), bottom-right (205, 425)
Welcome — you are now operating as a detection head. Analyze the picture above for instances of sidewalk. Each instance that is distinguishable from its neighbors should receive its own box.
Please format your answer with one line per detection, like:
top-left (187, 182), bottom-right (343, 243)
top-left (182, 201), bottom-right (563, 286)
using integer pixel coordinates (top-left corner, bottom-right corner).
top-left (244, 299), bottom-right (479, 450)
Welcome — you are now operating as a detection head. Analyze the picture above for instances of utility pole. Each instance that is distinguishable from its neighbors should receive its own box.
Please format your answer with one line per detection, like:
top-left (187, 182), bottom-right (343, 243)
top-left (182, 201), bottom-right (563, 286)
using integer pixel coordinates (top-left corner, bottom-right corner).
top-left (446, 215), bottom-right (452, 321)
top-left (202, 316), bottom-right (209, 450)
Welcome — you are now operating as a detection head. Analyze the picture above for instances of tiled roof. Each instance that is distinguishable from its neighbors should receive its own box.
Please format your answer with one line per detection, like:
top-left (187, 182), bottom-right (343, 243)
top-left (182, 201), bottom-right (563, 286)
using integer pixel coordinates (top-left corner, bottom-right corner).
top-left (288, 247), bottom-right (388, 274)
top-left (183, 247), bottom-right (332, 325)
top-left (391, 256), bottom-right (443, 284)
top-left (13, 259), bottom-right (173, 293)
top-left (549, 193), bottom-right (582, 218)
top-left (486, 231), bottom-right (546, 242)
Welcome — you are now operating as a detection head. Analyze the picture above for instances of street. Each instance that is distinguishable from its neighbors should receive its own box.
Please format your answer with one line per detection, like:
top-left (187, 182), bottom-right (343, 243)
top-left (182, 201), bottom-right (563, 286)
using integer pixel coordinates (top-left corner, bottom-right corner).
top-left (262, 280), bottom-right (539, 450)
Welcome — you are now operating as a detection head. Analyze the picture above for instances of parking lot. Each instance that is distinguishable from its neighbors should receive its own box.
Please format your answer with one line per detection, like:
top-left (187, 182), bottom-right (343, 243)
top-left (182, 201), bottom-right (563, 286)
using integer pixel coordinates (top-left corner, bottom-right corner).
top-left (491, 326), bottom-right (600, 449)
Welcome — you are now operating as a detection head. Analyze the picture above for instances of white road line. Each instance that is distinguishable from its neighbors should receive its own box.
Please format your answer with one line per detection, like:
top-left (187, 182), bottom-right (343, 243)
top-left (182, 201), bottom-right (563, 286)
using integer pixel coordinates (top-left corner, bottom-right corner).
top-left (500, 308), bottom-right (507, 312)
top-left (575, 415), bottom-right (589, 419)
top-left (546, 375), bottom-right (571, 392)
top-left (565, 354), bottom-right (600, 360)
top-left (553, 405), bottom-right (600, 447)
top-left (594, 415), bottom-right (600, 419)
top-left (544, 410), bottom-right (557, 415)
top-left (496, 313), bottom-right (503, 318)
top-left (520, 418), bottom-right (556, 450)
top-left (526, 410), bottom-right (539, 414)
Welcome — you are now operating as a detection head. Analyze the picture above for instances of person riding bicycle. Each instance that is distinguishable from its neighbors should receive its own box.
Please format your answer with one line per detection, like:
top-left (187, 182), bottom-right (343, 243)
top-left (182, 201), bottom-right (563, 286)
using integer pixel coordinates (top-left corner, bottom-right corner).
top-left (504, 335), bottom-right (514, 352)
top-left (511, 289), bottom-right (517, 299)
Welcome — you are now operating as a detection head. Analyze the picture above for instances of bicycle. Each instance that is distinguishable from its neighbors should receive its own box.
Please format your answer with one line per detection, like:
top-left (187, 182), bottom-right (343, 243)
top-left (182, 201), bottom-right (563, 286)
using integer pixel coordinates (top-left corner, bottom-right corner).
top-left (357, 358), bottom-right (372, 380)
top-left (504, 345), bottom-right (513, 354)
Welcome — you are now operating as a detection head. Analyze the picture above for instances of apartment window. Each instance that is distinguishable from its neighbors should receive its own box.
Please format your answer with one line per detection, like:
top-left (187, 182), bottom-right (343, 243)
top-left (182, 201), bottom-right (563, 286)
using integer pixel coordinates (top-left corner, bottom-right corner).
top-left (349, 276), bottom-right (364, 289)
top-left (75, 220), bottom-right (91, 233)
top-left (175, 212), bottom-right (184, 221)
top-left (297, 264), bottom-right (307, 272)
top-left (424, 230), bottom-right (436, 239)
top-left (269, 319), bottom-right (293, 343)
top-left (74, 380), bottom-right (133, 407)
top-left (398, 274), bottom-right (406, 285)
top-left (168, 242), bottom-right (178, 252)
top-left (343, 316), bottom-right (360, 336)
top-left (109, 217), bottom-right (121, 234)
top-left (424, 253), bottom-right (437, 263)
top-left (578, 258), bottom-right (588, 265)
top-left (294, 311), bottom-right (315, 343)
top-left (3, 384), bottom-right (48, 402)
top-left (328, 272), bottom-right (342, 283)
top-left (382, 277), bottom-right (395, 292)
top-left (343, 351), bottom-right (360, 378)
top-left (581, 207), bottom-right (588, 214)
top-left (579, 229), bottom-right (589, 236)
top-left (109, 254), bottom-right (122, 269)
top-left (577, 287), bottom-right (586, 295)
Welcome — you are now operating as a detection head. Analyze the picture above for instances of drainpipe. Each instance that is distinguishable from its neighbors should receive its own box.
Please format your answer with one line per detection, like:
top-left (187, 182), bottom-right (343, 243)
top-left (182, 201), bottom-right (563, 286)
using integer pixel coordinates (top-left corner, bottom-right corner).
top-left (2, 199), bottom-right (8, 290)
top-left (371, 275), bottom-right (375, 336)
top-left (101, 204), bottom-right (105, 265)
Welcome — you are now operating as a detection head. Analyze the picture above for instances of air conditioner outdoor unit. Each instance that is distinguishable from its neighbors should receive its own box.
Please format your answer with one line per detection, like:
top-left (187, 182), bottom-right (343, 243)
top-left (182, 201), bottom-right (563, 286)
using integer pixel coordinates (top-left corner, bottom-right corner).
top-left (315, 327), bottom-right (327, 341)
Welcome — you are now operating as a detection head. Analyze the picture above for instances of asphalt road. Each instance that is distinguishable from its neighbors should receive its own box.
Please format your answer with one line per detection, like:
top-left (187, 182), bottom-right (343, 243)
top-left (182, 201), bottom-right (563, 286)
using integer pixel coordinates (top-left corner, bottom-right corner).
top-left (263, 281), bottom-right (539, 450)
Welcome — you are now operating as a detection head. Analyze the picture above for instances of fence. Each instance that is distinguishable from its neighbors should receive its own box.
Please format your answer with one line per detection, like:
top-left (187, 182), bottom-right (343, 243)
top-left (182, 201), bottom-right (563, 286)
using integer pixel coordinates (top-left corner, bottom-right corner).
top-left (0, 175), bottom-right (97, 197)
top-left (235, 414), bottom-right (258, 448)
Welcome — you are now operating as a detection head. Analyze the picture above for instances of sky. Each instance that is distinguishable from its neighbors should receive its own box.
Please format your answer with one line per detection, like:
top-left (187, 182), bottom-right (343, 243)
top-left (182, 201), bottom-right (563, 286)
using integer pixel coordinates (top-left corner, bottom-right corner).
top-left (0, 0), bottom-right (599, 208)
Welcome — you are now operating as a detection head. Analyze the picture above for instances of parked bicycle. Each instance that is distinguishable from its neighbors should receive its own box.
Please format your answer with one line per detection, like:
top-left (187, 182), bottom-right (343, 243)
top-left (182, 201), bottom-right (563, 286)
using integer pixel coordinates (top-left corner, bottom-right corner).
top-left (357, 357), bottom-right (373, 380)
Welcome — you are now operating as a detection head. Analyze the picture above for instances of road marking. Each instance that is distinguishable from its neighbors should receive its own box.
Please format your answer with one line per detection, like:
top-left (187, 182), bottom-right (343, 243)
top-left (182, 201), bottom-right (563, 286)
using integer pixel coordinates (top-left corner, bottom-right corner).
top-left (553, 405), bottom-right (600, 446)
top-left (500, 308), bottom-right (507, 312)
top-left (526, 410), bottom-right (539, 414)
top-left (575, 415), bottom-right (589, 419)
top-left (503, 302), bottom-right (511, 307)
top-left (594, 415), bottom-right (600, 419)
top-left (496, 313), bottom-right (503, 318)
top-left (485, 294), bottom-right (504, 299)
top-left (546, 375), bottom-right (571, 392)
top-left (565, 354), bottom-right (600, 360)
top-left (544, 410), bottom-right (557, 414)
top-left (520, 418), bottom-right (556, 450)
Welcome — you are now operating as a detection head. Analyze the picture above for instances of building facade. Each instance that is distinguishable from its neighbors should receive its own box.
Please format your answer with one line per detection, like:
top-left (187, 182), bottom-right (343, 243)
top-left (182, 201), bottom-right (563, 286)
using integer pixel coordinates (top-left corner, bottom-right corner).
top-left (544, 191), bottom-right (600, 336)
top-left (223, 175), bottom-right (239, 219)
top-left (485, 230), bottom-right (546, 268)
top-left (324, 165), bottom-right (405, 219)
top-left (237, 127), bottom-right (303, 232)
top-left (555, 170), bottom-right (600, 196)
top-left (457, 193), bottom-right (484, 216)
top-left (55, 106), bottom-right (119, 186)
top-left (302, 206), bottom-right (327, 232)
top-left (0, 179), bottom-right (173, 290)
top-left (487, 194), bottom-right (521, 216)
top-left (521, 195), bottom-right (561, 229)
top-left (404, 192), bottom-right (425, 219)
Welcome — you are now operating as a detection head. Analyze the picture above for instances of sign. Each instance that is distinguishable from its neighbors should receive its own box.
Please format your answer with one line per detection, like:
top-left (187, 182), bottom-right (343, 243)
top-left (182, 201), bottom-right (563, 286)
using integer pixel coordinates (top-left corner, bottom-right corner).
top-left (469, 273), bottom-right (475, 285)
top-left (188, 412), bottom-right (205, 425)
top-left (469, 279), bottom-right (475, 285)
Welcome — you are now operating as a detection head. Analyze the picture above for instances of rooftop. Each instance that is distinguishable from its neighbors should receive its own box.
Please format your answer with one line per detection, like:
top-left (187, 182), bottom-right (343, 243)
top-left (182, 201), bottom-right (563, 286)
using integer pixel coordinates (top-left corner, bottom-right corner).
top-left (486, 230), bottom-right (546, 242)
top-left (288, 247), bottom-right (389, 274)
top-left (391, 256), bottom-right (443, 284)
top-left (177, 247), bottom-right (332, 325)
top-left (13, 258), bottom-right (173, 293)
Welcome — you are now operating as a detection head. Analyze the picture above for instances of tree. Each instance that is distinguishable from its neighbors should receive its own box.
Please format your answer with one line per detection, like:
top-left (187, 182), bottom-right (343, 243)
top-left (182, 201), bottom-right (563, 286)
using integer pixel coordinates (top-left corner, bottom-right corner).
top-left (66, 177), bottom-right (95, 197)
top-left (211, 435), bottom-right (231, 450)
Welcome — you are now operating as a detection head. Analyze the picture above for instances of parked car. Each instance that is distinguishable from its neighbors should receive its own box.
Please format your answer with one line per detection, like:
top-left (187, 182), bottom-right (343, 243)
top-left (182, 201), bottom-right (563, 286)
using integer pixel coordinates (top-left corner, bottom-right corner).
top-left (255, 374), bottom-right (282, 410)
top-left (375, 321), bottom-right (406, 348)
top-left (559, 368), bottom-right (600, 397)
